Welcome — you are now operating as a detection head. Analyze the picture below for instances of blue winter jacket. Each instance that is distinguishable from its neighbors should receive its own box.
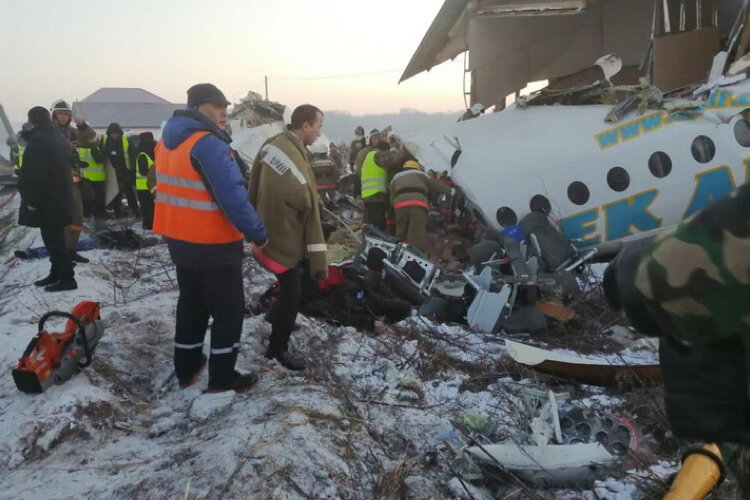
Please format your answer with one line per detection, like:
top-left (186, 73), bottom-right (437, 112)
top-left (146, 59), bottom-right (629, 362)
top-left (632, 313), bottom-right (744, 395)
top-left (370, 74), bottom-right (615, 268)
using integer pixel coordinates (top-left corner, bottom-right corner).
top-left (160, 108), bottom-right (266, 269)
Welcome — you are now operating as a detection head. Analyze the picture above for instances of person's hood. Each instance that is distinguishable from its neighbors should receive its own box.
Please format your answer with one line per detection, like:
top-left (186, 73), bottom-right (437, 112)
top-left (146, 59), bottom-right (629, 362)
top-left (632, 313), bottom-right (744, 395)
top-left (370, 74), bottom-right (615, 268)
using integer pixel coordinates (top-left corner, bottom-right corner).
top-left (161, 108), bottom-right (231, 150)
top-left (106, 122), bottom-right (123, 136)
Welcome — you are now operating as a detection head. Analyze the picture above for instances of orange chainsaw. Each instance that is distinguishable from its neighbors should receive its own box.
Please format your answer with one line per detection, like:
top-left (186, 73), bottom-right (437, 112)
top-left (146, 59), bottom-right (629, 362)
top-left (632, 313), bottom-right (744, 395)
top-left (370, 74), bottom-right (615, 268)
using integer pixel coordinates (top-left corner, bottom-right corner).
top-left (12, 301), bottom-right (104, 394)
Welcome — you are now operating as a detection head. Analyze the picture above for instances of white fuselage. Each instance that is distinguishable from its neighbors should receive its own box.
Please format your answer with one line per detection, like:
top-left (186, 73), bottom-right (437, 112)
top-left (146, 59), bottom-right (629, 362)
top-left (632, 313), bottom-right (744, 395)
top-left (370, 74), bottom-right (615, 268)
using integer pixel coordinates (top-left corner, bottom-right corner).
top-left (402, 81), bottom-right (750, 253)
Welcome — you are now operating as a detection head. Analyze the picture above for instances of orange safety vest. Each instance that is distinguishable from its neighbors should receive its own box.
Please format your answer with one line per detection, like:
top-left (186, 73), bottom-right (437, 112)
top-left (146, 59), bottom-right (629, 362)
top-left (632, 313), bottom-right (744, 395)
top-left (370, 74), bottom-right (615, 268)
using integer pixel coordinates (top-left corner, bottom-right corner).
top-left (152, 131), bottom-right (243, 244)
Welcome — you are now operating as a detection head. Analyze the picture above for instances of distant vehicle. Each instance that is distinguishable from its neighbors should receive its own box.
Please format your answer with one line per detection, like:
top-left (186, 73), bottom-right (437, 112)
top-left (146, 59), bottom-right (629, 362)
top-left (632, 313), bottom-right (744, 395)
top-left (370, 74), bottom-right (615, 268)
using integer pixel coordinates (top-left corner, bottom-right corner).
top-left (399, 0), bottom-right (750, 255)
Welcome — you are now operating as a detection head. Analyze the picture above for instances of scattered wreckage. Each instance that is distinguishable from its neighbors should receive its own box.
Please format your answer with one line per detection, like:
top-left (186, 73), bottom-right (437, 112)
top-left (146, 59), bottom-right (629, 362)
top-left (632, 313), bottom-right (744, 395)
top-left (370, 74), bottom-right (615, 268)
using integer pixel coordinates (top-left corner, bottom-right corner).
top-left (452, 390), bottom-right (641, 488)
top-left (399, 0), bottom-right (750, 257)
top-left (505, 339), bottom-right (662, 387)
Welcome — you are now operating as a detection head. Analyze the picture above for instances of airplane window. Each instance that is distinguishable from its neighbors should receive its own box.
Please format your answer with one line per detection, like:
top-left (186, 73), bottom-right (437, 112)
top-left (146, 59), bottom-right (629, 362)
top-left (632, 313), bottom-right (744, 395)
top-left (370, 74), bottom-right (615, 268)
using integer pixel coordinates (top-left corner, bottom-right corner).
top-left (734, 117), bottom-right (750, 147)
top-left (607, 167), bottom-right (630, 192)
top-left (648, 152), bottom-right (672, 178)
top-left (529, 194), bottom-right (551, 214)
top-left (496, 206), bottom-right (517, 227)
top-left (567, 181), bottom-right (590, 205)
top-left (690, 136), bottom-right (715, 163)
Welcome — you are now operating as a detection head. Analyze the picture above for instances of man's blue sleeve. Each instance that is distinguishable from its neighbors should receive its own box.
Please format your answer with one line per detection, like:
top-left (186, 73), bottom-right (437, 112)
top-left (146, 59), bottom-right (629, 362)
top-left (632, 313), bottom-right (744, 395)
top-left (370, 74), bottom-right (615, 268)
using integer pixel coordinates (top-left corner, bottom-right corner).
top-left (190, 135), bottom-right (267, 243)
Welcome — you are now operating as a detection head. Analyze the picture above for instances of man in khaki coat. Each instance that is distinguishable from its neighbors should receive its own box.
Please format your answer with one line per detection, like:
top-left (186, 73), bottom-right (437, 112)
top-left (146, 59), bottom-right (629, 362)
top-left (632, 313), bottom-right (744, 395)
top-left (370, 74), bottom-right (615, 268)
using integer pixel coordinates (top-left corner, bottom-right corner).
top-left (249, 104), bottom-right (328, 371)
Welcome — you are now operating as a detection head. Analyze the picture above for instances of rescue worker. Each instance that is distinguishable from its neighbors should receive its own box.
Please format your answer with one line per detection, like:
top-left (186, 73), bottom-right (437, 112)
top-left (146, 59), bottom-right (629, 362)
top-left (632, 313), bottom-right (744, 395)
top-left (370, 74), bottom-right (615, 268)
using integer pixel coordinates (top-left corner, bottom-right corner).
top-left (309, 141), bottom-right (338, 203)
top-left (329, 141), bottom-right (343, 173)
top-left (78, 142), bottom-right (106, 222)
top-left (249, 104), bottom-right (328, 371)
top-left (153, 83), bottom-right (267, 393)
top-left (17, 106), bottom-right (77, 291)
top-left (102, 122), bottom-right (139, 218)
top-left (358, 134), bottom-right (390, 230)
top-left (390, 160), bottom-right (452, 249)
top-left (603, 181), bottom-right (750, 496)
top-left (135, 132), bottom-right (156, 230)
top-left (354, 128), bottom-right (382, 178)
top-left (8, 132), bottom-right (24, 174)
top-left (51, 99), bottom-right (97, 263)
top-left (348, 125), bottom-right (366, 169)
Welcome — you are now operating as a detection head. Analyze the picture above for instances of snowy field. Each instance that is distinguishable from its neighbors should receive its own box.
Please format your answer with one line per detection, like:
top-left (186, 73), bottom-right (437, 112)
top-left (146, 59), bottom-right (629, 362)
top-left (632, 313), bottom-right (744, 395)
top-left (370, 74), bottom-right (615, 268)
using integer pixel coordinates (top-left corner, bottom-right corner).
top-left (0, 187), bottom-right (697, 499)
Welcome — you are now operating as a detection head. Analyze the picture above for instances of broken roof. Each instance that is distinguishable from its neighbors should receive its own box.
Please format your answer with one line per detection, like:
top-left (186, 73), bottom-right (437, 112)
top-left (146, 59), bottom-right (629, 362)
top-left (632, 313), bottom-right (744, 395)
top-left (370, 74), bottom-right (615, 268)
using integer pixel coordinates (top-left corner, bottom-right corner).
top-left (401, 0), bottom-right (745, 107)
top-left (400, 0), bottom-right (591, 83)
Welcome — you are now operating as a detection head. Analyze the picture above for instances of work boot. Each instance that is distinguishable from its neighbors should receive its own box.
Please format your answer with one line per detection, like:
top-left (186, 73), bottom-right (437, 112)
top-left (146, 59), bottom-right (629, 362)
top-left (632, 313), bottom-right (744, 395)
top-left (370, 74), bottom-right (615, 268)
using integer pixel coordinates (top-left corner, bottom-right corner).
top-left (44, 280), bottom-right (78, 292)
top-left (178, 354), bottom-right (208, 389)
top-left (205, 371), bottom-right (259, 393)
top-left (263, 312), bottom-right (301, 331)
top-left (265, 349), bottom-right (306, 371)
top-left (70, 250), bottom-right (89, 263)
top-left (34, 274), bottom-right (57, 287)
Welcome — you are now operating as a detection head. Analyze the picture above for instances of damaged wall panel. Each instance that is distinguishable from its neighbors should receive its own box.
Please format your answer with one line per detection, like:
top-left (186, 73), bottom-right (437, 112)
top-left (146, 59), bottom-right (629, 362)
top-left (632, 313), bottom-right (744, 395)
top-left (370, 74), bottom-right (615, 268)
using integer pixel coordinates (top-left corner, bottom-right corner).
top-left (652, 27), bottom-right (721, 92)
top-left (467, 0), bottom-right (654, 107)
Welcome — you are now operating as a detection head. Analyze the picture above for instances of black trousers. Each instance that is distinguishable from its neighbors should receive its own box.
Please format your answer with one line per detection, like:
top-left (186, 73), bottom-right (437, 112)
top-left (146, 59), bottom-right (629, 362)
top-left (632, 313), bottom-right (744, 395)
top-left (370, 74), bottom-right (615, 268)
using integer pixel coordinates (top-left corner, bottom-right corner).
top-left (40, 224), bottom-right (74, 282)
top-left (268, 266), bottom-right (303, 354)
top-left (364, 201), bottom-right (388, 231)
top-left (137, 190), bottom-right (154, 230)
top-left (84, 181), bottom-right (107, 219)
top-left (112, 166), bottom-right (139, 216)
top-left (174, 264), bottom-right (245, 386)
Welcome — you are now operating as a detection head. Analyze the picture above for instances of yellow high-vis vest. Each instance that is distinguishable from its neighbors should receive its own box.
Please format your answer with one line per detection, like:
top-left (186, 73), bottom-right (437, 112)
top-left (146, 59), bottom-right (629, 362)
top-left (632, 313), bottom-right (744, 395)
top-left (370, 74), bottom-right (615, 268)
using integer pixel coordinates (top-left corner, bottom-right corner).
top-left (360, 150), bottom-right (387, 199)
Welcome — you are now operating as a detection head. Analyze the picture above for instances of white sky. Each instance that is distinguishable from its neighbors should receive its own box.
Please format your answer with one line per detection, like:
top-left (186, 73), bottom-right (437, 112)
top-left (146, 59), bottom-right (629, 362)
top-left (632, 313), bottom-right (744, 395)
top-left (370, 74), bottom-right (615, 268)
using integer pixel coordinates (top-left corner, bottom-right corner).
top-left (1, 0), bottom-right (466, 122)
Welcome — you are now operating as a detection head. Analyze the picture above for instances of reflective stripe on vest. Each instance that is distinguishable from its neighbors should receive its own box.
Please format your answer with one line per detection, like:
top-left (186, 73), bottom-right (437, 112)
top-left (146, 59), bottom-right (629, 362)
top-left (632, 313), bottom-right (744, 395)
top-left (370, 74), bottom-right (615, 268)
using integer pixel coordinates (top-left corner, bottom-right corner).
top-left (78, 147), bottom-right (106, 181)
top-left (394, 200), bottom-right (430, 210)
top-left (152, 131), bottom-right (243, 244)
top-left (135, 152), bottom-right (153, 191)
top-left (360, 150), bottom-right (387, 199)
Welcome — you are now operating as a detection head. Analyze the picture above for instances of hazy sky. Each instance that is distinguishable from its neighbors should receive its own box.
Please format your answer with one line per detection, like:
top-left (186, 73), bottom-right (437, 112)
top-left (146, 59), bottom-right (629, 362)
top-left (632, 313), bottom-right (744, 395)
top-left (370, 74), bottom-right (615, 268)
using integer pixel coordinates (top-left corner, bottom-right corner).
top-left (1, 0), bottom-right (466, 122)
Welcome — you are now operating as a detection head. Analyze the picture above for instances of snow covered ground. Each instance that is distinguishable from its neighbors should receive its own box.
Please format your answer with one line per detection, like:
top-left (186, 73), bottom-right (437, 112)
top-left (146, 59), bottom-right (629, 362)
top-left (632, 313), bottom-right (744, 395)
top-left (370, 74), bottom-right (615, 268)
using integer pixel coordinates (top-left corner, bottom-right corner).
top-left (0, 188), bottom-right (684, 499)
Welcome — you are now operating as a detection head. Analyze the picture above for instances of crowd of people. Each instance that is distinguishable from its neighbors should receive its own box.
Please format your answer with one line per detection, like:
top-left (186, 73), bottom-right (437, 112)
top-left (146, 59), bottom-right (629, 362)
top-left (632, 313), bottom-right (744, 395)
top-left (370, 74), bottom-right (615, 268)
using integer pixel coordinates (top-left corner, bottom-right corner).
top-left (14, 83), bottom-right (455, 393)
top-left (13, 100), bottom-right (159, 292)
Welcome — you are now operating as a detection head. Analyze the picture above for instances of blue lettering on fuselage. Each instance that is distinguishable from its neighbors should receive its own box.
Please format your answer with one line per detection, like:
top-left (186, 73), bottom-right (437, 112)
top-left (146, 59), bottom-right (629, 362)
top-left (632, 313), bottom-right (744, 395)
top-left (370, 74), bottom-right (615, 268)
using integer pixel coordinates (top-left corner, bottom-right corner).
top-left (555, 163), bottom-right (747, 247)
top-left (618, 122), bottom-right (640, 141)
top-left (684, 167), bottom-right (737, 218)
top-left (639, 113), bottom-right (663, 132)
top-left (559, 208), bottom-right (600, 248)
top-left (596, 129), bottom-right (620, 148)
top-left (604, 189), bottom-right (662, 241)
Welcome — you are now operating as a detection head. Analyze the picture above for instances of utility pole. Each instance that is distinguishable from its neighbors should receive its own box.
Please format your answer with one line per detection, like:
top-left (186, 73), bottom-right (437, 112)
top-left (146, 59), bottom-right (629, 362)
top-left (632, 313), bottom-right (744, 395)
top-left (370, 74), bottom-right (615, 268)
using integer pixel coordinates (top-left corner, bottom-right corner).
top-left (264, 76), bottom-right (268, 101)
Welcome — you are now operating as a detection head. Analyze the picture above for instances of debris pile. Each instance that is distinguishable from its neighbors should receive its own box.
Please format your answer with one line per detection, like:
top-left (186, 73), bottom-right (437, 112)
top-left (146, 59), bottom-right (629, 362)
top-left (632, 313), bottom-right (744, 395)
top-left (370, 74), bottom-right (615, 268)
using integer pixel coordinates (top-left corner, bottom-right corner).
top-left (228, 90), bottom-right (286, 127)
top-left (0, 169), bottom-right (743, 499)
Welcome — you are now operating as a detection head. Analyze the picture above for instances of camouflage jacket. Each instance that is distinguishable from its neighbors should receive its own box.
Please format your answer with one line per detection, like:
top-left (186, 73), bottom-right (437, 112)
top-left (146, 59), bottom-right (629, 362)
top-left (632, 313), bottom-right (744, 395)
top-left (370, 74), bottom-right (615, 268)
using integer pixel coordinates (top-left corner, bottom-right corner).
top-left (633, 182), bottom-right (750, 345)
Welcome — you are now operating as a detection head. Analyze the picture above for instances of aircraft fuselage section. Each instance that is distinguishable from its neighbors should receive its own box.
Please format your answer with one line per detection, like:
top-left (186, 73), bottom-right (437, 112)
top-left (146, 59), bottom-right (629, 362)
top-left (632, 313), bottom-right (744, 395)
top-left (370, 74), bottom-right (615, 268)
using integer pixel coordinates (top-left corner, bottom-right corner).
top-left (404, 82), bottom-right (750, 253)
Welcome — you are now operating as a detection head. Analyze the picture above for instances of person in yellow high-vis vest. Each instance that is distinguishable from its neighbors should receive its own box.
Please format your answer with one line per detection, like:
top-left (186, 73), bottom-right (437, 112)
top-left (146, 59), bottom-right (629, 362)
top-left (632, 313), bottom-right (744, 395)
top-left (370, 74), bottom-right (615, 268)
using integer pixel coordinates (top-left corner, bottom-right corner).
top-left (102, 122), bottom-right (139, 218)
top-left (359, 138), bottom-right (390, 230)
top-left (78, 144), bottom-right (106, 221)
top-left (136, 132), bottom-right (156, 230)
top-left (8, 132), bottom-right (25, 174)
